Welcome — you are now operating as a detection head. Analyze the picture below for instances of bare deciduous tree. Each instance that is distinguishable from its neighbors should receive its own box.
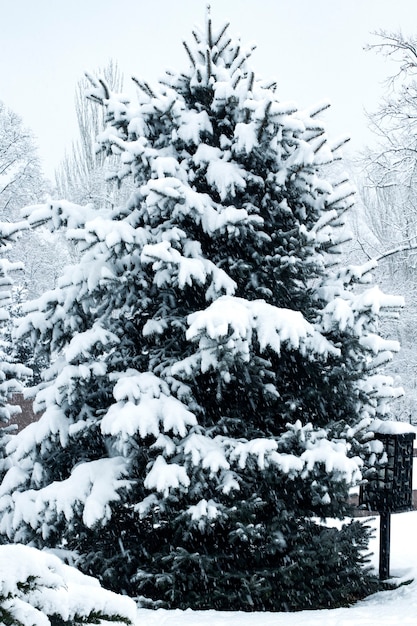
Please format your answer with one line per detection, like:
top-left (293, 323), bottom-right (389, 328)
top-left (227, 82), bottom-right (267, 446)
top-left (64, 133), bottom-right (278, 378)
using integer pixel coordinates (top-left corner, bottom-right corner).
top-left (0, 102), bottom-right (44, 220)
top-left (354, 31), bottom-right (417, 421)
top-left (55, 60), bottom-right (131, 209)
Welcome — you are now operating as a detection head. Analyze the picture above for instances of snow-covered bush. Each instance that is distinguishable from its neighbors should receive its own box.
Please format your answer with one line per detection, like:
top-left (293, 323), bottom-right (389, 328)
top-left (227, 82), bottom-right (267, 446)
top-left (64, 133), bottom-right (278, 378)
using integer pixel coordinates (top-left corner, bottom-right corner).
top-left (0, 13), bottom-right (402, 611)
top-left (0, 544), bottom-right (136, 625)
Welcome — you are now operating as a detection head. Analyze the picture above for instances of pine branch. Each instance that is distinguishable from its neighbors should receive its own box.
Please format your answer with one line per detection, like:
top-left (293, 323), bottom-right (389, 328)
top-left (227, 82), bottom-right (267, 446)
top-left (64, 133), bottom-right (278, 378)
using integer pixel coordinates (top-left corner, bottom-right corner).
top-left (257, 101), bottom-right (272, 141)
top-left (98, 79), bottom-right (110, 100)
top-left (131, 77), bottom-right (156, 98)
top-left (213, 22), bottom-right (230, 48)
top-left (206, 48), bottom-right (212, 81)
top-left (331, 136), bottom-right (350, 153)
top-left (232, 73), bottom-right (242, 89)
top-left (231, 44), bottom-right (241, 64)
top-left (312, 137), bottom-right (327, 154)
top-left (247, 71), bottom-right (255, 93)
top-left (192, 29), bottom-right (202, 45)
top-left (213, 37), bottom-right (231, 63)
top-left (183, 41), bottom-right (196, 68)
top-left (230, 48), bottom-right (256, 79)
top-left (326, 189), bottom-right (355, 209)
top-left (333, 174), bottom-right (350, 187)
top-left (260, 80), bottom-right (278, 92)
top-left (207, 5), bottom-right (213, 49)
top-left (308, 102), bottom-right (331, 118)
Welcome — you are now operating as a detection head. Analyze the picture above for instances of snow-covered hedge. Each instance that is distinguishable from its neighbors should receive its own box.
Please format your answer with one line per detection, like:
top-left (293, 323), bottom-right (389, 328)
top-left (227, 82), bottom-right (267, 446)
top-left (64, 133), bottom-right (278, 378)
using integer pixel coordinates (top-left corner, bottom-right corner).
top-left (0, 544), bottom-right (136, 625)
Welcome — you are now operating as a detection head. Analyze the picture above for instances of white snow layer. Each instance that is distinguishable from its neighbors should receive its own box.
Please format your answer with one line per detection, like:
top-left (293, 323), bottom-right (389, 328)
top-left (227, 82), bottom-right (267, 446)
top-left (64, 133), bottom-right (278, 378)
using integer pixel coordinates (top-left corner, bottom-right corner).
top-left (174, 296), bottom-right (339, 378)
top-left (0, 543), bottom-right (136, 625)
top-left (2, 457), bottom-right (130, 532)
top-left (101, 370), bottom-right (197, 440)
top-left (370, 418), bottom-right (417, 436)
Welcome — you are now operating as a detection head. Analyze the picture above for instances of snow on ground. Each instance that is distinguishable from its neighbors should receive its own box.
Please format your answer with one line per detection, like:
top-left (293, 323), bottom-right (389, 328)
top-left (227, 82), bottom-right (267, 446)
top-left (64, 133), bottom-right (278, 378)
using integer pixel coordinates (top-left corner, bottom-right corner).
top-left (134, 511), bottom-right (417, 625)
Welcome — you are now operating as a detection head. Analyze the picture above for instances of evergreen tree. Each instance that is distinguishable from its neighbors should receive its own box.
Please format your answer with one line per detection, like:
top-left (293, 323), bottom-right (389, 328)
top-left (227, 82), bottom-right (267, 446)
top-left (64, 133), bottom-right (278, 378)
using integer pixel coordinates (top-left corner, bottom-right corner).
top-left (0, 15), bottom-right (403, 611)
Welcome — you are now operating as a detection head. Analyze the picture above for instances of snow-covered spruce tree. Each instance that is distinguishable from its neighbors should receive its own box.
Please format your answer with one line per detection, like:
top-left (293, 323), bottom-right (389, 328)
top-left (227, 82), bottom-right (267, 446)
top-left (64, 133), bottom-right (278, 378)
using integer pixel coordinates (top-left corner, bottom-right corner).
top-left (0, 16), bottom-right (403, 611)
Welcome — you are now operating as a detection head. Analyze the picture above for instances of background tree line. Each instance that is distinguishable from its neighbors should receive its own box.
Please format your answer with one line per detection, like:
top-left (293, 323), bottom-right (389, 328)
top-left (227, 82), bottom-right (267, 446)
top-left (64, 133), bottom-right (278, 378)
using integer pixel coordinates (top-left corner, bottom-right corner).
top-left (350, 31), bottom-right (417, 423)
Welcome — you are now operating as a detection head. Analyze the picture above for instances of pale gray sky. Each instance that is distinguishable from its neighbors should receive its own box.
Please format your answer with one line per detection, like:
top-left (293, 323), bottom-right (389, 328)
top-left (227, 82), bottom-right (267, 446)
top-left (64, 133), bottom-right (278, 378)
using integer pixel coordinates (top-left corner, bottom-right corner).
top-left (1, 0), bottom-right (416, 179)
